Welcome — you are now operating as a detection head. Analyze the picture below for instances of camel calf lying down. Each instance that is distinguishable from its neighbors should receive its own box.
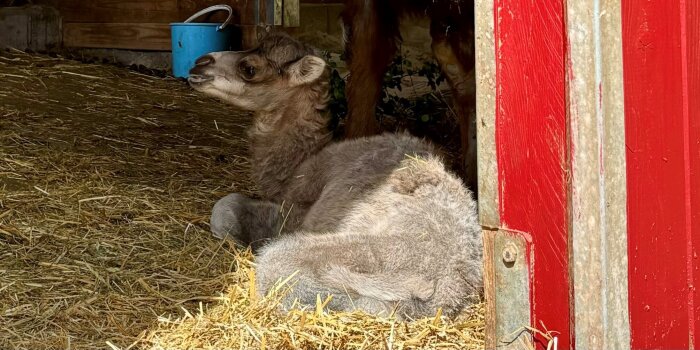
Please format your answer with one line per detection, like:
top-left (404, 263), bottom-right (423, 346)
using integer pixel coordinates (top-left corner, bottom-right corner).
top-left (188, 33), bottom-right (482, 319)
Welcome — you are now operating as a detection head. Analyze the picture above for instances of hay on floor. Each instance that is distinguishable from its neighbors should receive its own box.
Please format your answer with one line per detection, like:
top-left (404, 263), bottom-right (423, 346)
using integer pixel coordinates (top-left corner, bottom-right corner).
top-left (145, 249), bottom-right (485, 350)
top-left (0, 49), bottom-right (485, 350)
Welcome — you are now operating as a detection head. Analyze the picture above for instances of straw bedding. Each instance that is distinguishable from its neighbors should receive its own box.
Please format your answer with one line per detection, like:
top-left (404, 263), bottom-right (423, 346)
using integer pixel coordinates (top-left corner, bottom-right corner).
top-left (0, 49), bottom-right (484, 349)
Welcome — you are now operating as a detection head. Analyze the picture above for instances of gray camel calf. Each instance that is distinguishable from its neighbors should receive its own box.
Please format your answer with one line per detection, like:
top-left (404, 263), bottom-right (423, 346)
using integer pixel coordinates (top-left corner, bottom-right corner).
top-left (188, 33), bottom-right (482, 319)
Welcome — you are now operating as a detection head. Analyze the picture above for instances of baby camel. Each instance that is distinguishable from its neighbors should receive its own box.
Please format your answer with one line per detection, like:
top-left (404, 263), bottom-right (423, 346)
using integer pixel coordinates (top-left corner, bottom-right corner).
top-left (188, 33), bottom-right (482, 319)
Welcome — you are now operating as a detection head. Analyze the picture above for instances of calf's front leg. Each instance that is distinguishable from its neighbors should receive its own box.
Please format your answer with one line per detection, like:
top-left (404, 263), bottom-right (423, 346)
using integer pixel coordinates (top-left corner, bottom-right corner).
top-left (210, 193), bottom-right (283, 249)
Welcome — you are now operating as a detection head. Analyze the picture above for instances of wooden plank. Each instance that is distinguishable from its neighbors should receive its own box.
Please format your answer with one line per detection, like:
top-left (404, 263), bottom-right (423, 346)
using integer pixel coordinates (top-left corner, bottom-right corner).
top-left (0, 5), bottom-right (61, 52)
top-left (178, 0), bottom-right (256, 25)
top-left (63, 23), bottom-right (171, 50)
top-left (299, 0), bottom-right (343, 3)
top-left (566, 0), bottom-right (630, 348)
top-left (37, 0), bottom-right (257, 25)
top-left (622, 0), bottom-right (697, 348)
top-left (475, 3), bottom-right (507, 346)
top-left (49, 0), bottom-right (179, 23)
top-left (283, 0), bottom-right (300, 27)
top-left (482, 229), bottom-right (497, 349)
top-left (261, 0), bottom-right (275, 25)
top-left (475, 0), bottom-right (499, 229)
top-left (240, 24), bottom-right (260, 49)
top-left (494, 0), bottom-right (570, 348)
top-left (274, 0), bottom-right (283, 25)
top-left (475, 1), bottom-right (500, 345)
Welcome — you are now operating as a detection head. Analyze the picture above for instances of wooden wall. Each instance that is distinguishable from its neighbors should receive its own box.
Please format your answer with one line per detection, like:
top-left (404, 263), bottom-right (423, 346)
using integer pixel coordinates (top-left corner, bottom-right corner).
top-left (34, 0), bottom-right (342, 50)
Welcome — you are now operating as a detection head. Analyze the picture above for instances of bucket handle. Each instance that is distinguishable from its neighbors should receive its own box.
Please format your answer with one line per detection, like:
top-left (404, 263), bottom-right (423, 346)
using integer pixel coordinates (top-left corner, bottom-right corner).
top-left (184, 4), bottom-right (234, 31)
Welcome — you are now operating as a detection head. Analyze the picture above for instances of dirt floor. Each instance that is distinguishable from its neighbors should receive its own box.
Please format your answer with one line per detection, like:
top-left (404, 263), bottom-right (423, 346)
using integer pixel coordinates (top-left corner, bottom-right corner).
top-left (0, 50), bottom-right (484, 349)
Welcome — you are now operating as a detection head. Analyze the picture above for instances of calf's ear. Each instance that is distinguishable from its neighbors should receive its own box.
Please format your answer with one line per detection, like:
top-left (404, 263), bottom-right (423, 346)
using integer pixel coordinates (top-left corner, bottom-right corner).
top-left (288, 55), bottom-right (326, 86)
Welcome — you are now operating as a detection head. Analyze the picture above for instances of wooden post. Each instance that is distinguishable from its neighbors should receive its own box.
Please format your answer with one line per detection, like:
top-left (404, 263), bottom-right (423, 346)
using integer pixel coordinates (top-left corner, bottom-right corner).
top-left (283, 0), bottom-right (300, 27)
top-left (475, 0), bottom-right (500, 346)
top-left (273, 0), bottom-right (282, 26)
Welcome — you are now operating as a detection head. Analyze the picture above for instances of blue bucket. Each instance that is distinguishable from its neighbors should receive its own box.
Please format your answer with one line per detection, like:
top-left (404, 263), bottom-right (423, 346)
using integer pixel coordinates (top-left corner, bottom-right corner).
top-left (170, 5), bottom-right (236, 78)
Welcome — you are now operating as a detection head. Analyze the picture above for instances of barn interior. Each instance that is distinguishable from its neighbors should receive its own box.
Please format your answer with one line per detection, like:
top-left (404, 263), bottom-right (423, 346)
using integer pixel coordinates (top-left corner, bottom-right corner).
top-left (0, 1), bottom-right (484, 349)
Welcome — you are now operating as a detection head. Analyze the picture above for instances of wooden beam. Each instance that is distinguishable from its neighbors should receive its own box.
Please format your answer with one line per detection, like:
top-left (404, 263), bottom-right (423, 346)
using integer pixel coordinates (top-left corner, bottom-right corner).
top-left (63, 23), bottom-right (171, 50)
top-left (475, 0), bottom-right (499, 229)
top-left (482, 229), bottom-right (497, 349)
top-left (283, 0), bottom-right (300, 27)
top-left (48, 0), bottom-right (179, 23)
top-left (475, 1), bottom-right (501, 346)
top-left (299, 0), bottom-right (343, 3)
top-left (178, 0), bottom-right (256, 25)
top-left (42, 0), bottom-right (257, 25)
top-left (274, 0), bottom-right (283, 25)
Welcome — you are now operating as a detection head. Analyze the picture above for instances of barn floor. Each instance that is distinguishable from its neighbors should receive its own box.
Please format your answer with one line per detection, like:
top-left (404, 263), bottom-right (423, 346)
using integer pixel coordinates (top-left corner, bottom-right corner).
top-left (0, 50), bottom-right (484, 349)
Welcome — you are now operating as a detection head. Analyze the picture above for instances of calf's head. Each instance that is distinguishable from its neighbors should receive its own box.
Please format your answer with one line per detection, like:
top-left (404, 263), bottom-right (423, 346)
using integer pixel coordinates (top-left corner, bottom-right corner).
top-left (188, 33), bottom-right (328, 111)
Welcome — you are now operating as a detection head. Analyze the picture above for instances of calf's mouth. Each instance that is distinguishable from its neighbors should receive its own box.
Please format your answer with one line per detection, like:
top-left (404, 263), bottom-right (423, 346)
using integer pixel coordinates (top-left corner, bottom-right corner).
top-left (187, 73), bottom-right (214, 85)
top-left (188, 54), bottom-right (217, 86)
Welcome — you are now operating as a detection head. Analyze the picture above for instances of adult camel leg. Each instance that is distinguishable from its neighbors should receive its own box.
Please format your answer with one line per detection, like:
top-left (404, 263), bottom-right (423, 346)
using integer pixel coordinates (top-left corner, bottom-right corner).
top-left (341, 1), bottom-right (399, 138)
top-left (430, 19), bottom-right (477, 191)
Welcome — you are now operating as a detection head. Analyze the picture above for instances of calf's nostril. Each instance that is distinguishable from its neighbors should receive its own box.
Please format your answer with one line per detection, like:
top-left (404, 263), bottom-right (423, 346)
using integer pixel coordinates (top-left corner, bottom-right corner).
top-left (195, 55), bottom-right (214, 66)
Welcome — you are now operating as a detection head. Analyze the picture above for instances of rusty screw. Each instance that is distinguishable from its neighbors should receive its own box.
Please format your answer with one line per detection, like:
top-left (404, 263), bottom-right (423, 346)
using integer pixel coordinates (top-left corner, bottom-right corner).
top-left (502, 243), bottom-right (518, 264)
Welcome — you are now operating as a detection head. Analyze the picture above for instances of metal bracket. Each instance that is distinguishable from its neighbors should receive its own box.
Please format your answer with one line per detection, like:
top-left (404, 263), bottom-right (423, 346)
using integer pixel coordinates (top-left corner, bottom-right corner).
top-left (484, 229), bottom-right (532, 349)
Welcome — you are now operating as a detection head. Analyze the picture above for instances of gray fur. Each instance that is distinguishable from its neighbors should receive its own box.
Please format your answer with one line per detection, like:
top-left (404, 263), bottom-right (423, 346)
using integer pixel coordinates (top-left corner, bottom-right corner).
top-left (189, 33), bottom-right (482, 319)
top-left (210, 193), bottom-right (282, 248)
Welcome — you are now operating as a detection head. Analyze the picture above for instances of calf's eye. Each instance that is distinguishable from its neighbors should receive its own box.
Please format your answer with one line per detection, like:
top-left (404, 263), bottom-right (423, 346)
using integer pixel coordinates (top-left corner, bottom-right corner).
top-left (240, 63), bottom-right (256, 79)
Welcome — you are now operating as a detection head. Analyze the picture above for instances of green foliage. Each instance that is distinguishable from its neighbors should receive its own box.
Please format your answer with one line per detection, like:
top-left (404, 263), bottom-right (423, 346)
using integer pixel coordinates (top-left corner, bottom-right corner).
top-left (322, 51), bottom-right (449, 132)
top-left (326, 61), bottom-right (347, 133)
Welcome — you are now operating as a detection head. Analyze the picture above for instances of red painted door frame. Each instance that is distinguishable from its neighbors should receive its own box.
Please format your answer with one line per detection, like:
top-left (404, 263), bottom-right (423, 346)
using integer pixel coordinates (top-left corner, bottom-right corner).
top-left (491, 0), bottom-right (699, 348)
top-left (494, 0), bottom-right (571, 348)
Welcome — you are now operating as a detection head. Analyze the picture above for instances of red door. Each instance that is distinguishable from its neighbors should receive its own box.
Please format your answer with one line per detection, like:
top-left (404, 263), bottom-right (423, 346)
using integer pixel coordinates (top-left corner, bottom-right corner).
top-left (623, 0), bottom-right (700, 348)
top-left (481, 1), bottom-right (699, 349)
